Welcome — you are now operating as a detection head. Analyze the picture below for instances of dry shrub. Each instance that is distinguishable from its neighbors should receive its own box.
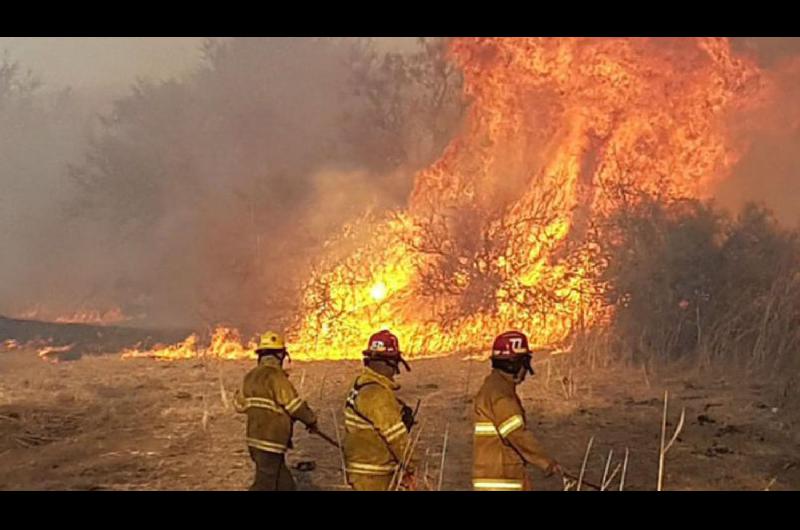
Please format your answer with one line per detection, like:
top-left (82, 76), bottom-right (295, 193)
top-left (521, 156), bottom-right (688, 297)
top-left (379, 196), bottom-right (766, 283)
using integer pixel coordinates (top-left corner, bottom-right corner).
top-left (597, 197), bottom-right (800, 375)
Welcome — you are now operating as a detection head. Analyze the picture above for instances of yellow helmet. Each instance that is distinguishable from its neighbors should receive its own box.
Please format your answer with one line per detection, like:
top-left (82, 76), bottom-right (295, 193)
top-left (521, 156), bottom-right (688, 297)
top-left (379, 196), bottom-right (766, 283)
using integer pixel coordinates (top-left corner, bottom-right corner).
top-left (256, 330), bottom-right (286, 352)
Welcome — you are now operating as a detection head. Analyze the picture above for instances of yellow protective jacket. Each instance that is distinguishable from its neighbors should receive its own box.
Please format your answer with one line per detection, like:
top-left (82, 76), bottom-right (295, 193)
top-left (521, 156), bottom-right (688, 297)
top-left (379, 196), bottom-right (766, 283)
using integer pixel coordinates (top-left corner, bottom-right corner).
top-left (343, 367), bottom-right (410, 480)
top-left (234, 356), bottom-right (316, 454)
top-left (472, 369), bottom-right (555, 491)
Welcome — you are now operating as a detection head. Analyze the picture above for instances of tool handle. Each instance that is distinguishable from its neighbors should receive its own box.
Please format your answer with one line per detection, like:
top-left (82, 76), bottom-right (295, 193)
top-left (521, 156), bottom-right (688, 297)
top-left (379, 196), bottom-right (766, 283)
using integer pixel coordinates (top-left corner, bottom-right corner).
top-left (561, 470), bottom-right (602, 490)
top-left (312, 428), bottom-right (341, 449)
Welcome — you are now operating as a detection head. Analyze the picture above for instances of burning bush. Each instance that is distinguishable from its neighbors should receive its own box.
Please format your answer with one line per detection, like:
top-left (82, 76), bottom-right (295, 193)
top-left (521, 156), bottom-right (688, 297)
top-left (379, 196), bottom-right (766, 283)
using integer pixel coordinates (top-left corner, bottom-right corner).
top-left (289, 37), bottom-right (764, 360)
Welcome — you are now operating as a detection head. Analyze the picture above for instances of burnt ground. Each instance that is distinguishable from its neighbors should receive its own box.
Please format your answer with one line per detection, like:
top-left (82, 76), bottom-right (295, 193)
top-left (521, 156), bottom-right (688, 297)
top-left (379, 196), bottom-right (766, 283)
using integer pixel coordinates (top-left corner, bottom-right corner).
top-left (1, 349), bottom-right (799, 491)
top-left (0, 316), bottom-right (191, 360)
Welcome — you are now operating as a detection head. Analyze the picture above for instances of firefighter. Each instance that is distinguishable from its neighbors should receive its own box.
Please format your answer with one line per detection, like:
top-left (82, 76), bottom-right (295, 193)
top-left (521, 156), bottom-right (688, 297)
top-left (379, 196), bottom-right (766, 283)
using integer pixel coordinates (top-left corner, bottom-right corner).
top-left (233, 331), bottom-right (318, 491)
top-left (472, 330), bottom-right (562, 491)
top-left (342, 329), bottom-right (417, 491)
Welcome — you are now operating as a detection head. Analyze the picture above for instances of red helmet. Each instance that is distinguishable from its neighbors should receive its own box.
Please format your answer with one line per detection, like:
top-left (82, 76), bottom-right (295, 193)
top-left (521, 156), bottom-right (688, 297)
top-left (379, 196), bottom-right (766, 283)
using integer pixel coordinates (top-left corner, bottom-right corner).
top-left (363, 329), bottom-right (410, 371)
top-left (491, 330), bottom-right (532, 358)
top-left (491, 331), bottom-right (534, 375)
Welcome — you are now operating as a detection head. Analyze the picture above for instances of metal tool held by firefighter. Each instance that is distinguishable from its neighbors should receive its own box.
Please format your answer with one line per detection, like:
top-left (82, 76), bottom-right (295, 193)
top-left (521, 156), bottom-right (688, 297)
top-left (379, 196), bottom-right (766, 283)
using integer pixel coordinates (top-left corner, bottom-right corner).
top-left (560, 470), bottom-right (603, 491)
top-left (308, 424), bottom-right (341, 450)
top-left (402, 398), bottom-right (421, 431)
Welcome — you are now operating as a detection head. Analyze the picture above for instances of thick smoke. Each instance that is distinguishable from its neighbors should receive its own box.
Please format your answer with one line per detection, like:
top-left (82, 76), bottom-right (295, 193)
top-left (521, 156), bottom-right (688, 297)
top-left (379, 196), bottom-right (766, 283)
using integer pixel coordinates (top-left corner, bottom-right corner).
top-left (1, 37), bottom-right (798, 335)
top-left (0, 57), bottom-right (98, 320)
top-left (718, 38), bottom-right (800, 226)
top-left (0, 38), bottom-right (463, 332)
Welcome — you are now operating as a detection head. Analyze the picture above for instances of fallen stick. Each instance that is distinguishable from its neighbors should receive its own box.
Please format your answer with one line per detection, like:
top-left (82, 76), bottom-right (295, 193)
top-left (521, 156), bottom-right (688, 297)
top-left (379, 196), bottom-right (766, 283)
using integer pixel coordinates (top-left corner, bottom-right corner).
top-left (437, 423), bottom-right (449, 491)
top-left (577, 436), bottom-right (594, 491)
top-left (218, 368), bottom-right (229, 410)
top-left (546, 358), bottom-right (552, 389)
top-left (201, 393), bottom-right (209, 432)
top-left (391, 422), bottom-right (421, 490)
top-left (298, 369), bottom-right (307, 394)
top-left (423, 448), bottom-right (431, 491)
top-left (602, 463), bottom-right (622, 491)
top-left (562, 470), bottom-right (602, 490)
top-left (19, 433), bottom-right (59, 442)
top-left (619, 447), bottom-right (629, 491)
top-left (601, 449), bottom-right (614, 487)
top-left (392, 418), bottom-right (426, 490)
top-left (329, 408), bottom-right (348, 487)
top-left (319, 370), bottom-right (329, 401)
top-left (14, 437), bottom-right (34, 448)
top-left (463, 359), bottom-right (474, 399)
top-left (657, 390), bottom-right (686, 491)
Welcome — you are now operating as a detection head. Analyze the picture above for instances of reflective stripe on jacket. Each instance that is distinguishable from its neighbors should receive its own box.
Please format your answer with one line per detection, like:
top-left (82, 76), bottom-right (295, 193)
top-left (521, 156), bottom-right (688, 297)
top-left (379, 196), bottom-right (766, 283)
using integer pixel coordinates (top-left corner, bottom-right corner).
top-left (343, 367), bottom-right (409, 478)
top-left (234, 356), bottom-right (316, 454)
top-left (472, 369), bottom-right (554, 490)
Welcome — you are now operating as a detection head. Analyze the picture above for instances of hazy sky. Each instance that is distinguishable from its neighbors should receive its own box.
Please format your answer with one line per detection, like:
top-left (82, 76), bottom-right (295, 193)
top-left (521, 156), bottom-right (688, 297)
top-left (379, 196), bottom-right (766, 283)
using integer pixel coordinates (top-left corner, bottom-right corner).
top-left (0, 37), bottom-right (420, 94)
top-left (0, 37), bottom-right (208, 91)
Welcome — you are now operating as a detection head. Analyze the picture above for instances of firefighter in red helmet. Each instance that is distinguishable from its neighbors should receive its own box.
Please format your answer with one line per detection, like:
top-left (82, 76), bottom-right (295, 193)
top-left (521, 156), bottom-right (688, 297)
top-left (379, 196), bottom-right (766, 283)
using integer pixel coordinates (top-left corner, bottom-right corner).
top-left (472, 330), bottom-right (561, 490)
top-left (342, 329), bottom-right (417, 490)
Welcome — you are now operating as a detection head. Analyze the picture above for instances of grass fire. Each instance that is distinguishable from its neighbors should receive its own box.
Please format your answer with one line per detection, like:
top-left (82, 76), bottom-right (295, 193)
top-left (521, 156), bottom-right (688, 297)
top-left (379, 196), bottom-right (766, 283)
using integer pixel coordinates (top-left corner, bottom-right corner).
top-left (1, 37), bottom-right (799, 491)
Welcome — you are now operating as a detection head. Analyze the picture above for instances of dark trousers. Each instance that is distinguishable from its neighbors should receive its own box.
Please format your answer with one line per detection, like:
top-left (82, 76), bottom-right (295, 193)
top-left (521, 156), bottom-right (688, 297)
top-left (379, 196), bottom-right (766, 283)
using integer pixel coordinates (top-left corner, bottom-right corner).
top-left (249, 447), bottom-right (296, 491)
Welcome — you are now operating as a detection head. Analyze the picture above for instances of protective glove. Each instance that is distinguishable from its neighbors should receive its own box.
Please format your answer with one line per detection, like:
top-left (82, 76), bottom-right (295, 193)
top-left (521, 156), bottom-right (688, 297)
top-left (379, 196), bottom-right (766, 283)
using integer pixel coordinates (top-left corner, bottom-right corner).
top-left (401, 403), bottom-right (416, 431)
top-left (232, 390), bottom-right (247, 413)
top-left (544, 460), bottom-right (563, 478)
top-left (398, 467), bottom-right (417, 491)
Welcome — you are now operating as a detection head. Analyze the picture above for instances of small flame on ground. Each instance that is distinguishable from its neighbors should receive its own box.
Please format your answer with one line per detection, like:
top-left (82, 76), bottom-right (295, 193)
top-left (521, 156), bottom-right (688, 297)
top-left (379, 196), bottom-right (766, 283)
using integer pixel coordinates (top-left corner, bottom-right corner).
top-left (121, 327), bottom-right (257, 361)
top-left (12, 306), bottom-right (130, 325)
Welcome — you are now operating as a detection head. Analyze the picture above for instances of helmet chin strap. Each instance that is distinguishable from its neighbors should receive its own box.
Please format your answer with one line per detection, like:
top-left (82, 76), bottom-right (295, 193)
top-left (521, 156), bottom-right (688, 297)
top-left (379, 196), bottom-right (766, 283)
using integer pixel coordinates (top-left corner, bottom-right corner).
top-left (368, 356), bottom-right (410, 375)
top-left (259, 349), bottom-right (289, 365)
top-left (522, 354), bottom-right (534, 375)
top-left (507, 355), bottom-right (534, 383)
top-left (399, 357), bottom-right (411, 372)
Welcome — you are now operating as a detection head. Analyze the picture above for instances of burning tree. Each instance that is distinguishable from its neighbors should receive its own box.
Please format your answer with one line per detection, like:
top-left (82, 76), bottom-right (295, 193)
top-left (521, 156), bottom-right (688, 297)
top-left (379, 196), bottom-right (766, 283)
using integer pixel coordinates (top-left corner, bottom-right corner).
top-left (289, 37), bottom-right (766, 360)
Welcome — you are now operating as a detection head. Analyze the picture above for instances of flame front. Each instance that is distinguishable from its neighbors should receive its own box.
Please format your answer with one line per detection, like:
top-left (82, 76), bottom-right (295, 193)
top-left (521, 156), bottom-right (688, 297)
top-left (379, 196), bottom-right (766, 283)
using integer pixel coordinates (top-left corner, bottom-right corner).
top-left (121, 327), bottom-right (257, 361)
top-left (112, 38), bottom-right (768, 362)
top-left (288, 37), bottom-right (763, 360)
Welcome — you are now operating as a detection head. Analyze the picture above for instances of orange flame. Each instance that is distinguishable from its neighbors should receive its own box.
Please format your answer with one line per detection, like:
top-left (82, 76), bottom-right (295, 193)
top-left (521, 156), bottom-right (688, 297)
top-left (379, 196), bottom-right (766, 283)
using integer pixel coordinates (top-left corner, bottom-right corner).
top-left (288, 37), bottom-right (764, 360)
top-left (109, 38), bottom-right (771, 363)
top-left (120, 326), bottom-right (257, 361)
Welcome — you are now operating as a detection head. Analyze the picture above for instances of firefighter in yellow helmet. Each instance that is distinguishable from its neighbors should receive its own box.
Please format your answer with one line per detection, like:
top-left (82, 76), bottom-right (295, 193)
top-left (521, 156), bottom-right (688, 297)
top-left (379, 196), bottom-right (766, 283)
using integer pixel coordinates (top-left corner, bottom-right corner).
top-left (233, 331), bottom-right (318, 491)
top-left (342, 330), bottom-right (417, 491)
top-left (472, 331), bottom-right (562, 491)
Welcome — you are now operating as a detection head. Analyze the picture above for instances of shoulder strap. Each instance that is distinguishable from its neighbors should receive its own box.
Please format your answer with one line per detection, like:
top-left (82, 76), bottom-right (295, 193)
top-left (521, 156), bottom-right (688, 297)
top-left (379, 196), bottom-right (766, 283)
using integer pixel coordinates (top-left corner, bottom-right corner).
top-left (345, 380), bottom-right (379, 413)
top-left (345, 380), bottom-right (387, 429)
top-left (345, 381), bottom-right (404, 460)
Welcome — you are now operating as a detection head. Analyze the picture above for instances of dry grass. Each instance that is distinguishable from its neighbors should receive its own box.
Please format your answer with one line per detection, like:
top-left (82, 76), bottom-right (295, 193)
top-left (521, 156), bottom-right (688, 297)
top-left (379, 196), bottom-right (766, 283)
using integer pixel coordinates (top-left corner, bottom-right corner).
top-left (1, 349), bottom-right (799, 490)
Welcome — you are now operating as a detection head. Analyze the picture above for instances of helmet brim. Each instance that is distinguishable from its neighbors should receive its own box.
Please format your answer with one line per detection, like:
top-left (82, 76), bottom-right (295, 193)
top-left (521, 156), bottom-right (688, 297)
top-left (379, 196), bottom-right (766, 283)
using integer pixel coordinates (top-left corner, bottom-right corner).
top-left (256, 347), bottom-right (287, 355)
top-left (363, 351), bottom-right (410, 371)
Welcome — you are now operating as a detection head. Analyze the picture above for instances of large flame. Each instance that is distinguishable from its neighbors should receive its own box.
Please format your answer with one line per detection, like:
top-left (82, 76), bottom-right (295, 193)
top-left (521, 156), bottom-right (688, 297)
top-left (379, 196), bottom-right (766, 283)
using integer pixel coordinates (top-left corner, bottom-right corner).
top-left (113, 38), bottom-right (769, 362)
top-left (288, 37), bottom-right (764, 360)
